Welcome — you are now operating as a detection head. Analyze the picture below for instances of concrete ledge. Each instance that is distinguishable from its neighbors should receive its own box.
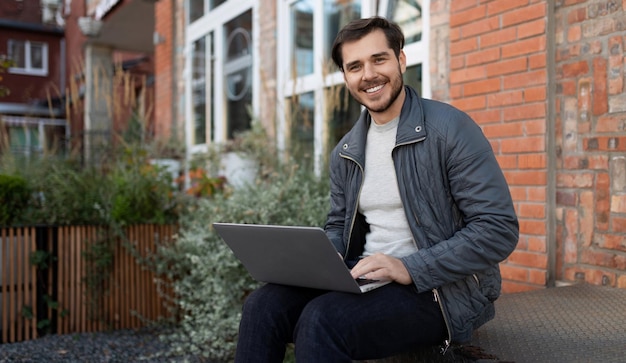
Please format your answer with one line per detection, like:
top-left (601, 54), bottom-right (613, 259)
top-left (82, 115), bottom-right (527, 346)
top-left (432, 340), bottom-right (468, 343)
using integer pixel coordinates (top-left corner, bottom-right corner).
top-left (362, 283), bottom-right (626, 363)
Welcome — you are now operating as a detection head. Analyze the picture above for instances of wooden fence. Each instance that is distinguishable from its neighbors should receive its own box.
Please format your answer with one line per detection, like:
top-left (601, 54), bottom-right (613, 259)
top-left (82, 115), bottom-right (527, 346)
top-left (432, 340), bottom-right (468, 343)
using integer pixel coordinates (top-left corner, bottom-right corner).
top-left (0, 224), bottom-right (177, 344)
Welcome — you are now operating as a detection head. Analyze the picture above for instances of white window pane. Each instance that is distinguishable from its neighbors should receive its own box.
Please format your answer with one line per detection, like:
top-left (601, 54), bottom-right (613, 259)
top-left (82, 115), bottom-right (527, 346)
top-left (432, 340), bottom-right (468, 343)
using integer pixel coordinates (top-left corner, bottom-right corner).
top-left (192, 37), bottom-right (207, 145)
top-left (326, 85), bottom-right (362, 148)
top-left (30, 43), bottom-right (45, 69)
top-left (209, 0), bottom-right (226, 11)
top-left (291, 0), bottom-right (314, 77)
top-left (188, 0), bottom-right (204, 23)
top-left (289, 91), bottom-right (315, 169)
top-left (386, 0), bottom-right (422, 43)
top-left (324, 0), bottom-right (361, 62)
top-left (223, 10), bottom-right (253, 139)
top-left (403, 63), bottom-right (422, 95)
top-left (9, 41), bottom-right (26, 68)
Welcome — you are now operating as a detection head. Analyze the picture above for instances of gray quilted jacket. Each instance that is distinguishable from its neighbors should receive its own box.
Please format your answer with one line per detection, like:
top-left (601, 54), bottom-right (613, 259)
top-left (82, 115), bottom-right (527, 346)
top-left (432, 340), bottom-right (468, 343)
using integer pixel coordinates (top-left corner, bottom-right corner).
top-left (325, 86), bottom-right (519, 345)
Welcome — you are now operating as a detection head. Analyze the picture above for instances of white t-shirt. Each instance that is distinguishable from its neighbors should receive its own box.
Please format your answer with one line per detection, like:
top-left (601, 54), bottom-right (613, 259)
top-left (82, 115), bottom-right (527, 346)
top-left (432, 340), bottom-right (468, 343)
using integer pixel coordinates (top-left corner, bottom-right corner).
top-left (358, 117), bottom-right (418, 258)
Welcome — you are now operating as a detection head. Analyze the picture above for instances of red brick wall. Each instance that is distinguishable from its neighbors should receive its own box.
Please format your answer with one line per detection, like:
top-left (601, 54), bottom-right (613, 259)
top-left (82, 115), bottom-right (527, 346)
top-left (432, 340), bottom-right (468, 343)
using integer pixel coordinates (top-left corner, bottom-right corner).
top-left (154, 0), bottom-right (175, 140)
top-left (555, 0), bottom-right (626, 288)
top-left (448, 1), bottom-right (550, 293)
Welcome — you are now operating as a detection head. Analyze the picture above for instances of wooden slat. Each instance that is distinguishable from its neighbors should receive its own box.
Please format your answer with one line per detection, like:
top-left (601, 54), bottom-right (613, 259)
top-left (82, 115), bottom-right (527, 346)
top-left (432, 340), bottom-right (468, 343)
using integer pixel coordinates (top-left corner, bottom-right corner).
top-left (142, 225), bottom-right (151, 320)
top-left (128, 225), bottom-right (137, 327)
top-left (85, 226), bottom-right (94, 332)
top-left (1, 224), bottom-right (176, 344)
top-left (121, 230), bottom-right (128, 329)
top-left (29, 227), bottom-right (37, 340)
top-left (1, 228), bottom-right (8, 343)
top-left (149, 225), bottom-right (157, 320)
top-left (23, 228), bottom-right (31, 340)
top-left (77, 226), bottom-right (85, 333)
top-left (59, 226), bottom-right (69, 334)
top-left (15, 228), bottom-right (23, 341)
top-left (8, 228), bottom-right (16, 343)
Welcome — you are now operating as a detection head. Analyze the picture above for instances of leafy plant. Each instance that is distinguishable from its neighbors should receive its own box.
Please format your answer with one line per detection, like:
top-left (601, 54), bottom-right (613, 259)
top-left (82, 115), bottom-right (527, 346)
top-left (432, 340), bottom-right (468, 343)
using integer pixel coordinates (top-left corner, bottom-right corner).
top-left (82, 229), bottom-right (116, 322)
top-left (0, 143), bottom-right (180, 226)
top-left (25, 248), bottom-right (69, 334)
top-left (145, 159), bottom-right (329, 362)
top-left (0, 174), bottom-right (30, 226)
top-left (0, 54), bottom-right (13, 97)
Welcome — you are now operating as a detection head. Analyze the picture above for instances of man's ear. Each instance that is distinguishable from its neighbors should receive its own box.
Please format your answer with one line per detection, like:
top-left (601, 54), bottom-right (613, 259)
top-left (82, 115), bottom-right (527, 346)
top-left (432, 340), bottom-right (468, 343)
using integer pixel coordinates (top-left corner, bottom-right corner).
top-left (399, 50), bottom-right (407, 74)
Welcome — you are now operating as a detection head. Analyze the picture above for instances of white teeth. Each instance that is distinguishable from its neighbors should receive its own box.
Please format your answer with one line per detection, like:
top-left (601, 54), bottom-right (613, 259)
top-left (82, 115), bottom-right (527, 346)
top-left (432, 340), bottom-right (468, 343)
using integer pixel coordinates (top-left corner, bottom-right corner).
top-left (366, 85), bottom-right (383, 93)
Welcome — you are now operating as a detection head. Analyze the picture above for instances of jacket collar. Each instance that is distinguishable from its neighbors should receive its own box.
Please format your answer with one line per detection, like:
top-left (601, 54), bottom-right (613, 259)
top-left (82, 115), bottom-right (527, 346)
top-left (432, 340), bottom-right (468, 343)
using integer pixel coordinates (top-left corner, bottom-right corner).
top-left (339, 86), bottom-right (427, 164)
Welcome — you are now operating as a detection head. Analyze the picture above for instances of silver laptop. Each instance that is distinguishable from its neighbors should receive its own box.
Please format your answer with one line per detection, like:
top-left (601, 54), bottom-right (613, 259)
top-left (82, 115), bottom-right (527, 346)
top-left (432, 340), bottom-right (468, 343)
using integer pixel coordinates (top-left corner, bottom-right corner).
top-left (213, 223), bottom-right (391, 293)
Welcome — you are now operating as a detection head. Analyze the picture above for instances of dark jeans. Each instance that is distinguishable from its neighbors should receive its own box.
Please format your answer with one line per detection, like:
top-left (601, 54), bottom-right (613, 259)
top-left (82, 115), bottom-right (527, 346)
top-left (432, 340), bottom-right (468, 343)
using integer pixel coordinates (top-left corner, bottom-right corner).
top-left (234, 282), bottom-right (447, 362)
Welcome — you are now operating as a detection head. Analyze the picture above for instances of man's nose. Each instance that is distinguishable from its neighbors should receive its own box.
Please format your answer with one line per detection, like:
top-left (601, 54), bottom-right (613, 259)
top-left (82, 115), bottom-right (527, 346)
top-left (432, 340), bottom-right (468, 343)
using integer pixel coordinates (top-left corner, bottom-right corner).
top-left (361, 62), bottom-right (376, 80)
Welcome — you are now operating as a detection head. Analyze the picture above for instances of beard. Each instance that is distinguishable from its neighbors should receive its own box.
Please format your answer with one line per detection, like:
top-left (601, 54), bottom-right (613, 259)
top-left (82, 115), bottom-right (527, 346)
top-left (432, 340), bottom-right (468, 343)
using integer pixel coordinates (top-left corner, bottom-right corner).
top-left (349, 66), bottom-right (404, 114)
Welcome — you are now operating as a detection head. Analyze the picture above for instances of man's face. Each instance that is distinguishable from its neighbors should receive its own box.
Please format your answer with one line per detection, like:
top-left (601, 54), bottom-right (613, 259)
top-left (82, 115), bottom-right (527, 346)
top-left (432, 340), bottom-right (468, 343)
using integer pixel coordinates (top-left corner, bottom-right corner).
top-left (341, 29), bottom-right (406, 124)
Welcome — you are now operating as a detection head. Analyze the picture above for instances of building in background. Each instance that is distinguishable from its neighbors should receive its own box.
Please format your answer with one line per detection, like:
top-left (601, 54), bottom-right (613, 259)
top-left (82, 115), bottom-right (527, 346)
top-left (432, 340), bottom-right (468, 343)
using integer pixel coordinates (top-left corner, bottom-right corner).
top-left (68, 0), bottom-right (157, 161)
top-left (0, 0), bottom-right (160, 161)
top-left (2, 0), bottom-right (625, 291)
top-left (158, 0), bottom-right (626, 292)
top-left (0, 0), bottom-right (66, 157)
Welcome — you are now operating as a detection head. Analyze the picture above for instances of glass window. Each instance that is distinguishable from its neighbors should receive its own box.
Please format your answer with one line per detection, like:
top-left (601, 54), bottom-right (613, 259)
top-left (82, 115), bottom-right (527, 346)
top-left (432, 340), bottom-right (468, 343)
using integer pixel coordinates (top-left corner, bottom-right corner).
top-left (289, 91), bottom-right (315, 168)
top-left (192, 37), bottom-right (207, 145)
top-left (185, 1), bottom-right (255, 151)
top-left (3, 122), bottom-right (67, 158)
top-left (209, 0), bottom-right (227, 10)
top-left (290, 0), bottom-right (314, 77)
top-left (326, 85), bottom-right (362, 152)
top-left (224, 10), bottom-right (253, 139)
top-left (188, 0), bottom-right (228, 23)
top-left (9, 41), bottom-right (25, 68)
top-left (8, 40), bottom-right (48, 76)
top-left (386, 0), bottom-right (422, 43)
top-left (323, 0), bottom-right (361, 64)
top-left (403, 64), bottom-right (422, 95)
top-left (8, 126), bottom-right (38, 155)
top-left (280, 0), bottom-right (365, 171)
top-left (188, 0), bottom-right (204, 23)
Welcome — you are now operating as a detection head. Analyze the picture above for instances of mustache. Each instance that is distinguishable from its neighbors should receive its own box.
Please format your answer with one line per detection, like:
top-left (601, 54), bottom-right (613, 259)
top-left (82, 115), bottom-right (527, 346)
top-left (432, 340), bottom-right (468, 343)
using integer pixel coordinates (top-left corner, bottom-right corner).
top-left (360, 80), bottom-right (386, 90)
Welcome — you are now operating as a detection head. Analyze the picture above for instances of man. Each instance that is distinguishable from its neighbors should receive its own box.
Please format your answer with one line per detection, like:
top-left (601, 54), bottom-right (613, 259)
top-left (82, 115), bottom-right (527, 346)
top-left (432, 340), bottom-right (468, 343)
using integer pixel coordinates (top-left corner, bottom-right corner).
top-left (235, 16), bottom-right (518, 362)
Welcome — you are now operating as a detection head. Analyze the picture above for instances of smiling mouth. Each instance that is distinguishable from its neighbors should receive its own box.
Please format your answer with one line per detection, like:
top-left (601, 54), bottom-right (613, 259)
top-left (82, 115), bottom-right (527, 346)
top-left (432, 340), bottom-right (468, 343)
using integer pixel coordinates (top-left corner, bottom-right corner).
top-left (365, 84), bottom-right (384, 93)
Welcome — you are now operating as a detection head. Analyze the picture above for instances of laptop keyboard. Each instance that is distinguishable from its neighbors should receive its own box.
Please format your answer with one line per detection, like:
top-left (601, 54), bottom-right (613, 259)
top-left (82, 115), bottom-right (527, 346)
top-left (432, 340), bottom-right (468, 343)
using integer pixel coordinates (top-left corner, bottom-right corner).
top-left (356, 277), bottom-right (379, 286)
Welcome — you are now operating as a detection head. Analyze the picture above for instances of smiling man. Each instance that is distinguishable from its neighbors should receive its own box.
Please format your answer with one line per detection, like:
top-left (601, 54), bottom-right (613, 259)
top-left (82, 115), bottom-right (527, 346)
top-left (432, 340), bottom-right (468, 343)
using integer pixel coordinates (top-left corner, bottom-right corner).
top-left (234, 17), bottom-right (519, 362)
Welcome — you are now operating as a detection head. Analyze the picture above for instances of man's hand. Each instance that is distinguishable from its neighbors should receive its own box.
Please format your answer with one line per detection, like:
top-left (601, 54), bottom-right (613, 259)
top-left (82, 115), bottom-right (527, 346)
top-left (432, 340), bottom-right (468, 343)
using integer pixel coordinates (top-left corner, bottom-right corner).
top-left (349, 253), bottom-right (412, 285)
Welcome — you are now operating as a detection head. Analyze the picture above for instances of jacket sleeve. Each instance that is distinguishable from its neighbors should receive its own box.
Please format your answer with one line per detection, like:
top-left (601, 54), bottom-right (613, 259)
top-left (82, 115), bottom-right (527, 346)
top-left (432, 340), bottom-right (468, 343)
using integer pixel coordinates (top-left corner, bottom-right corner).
top-left (324, 148), bottom-right (348, 256)
top-left (401, 108), bottom-right (519, 292)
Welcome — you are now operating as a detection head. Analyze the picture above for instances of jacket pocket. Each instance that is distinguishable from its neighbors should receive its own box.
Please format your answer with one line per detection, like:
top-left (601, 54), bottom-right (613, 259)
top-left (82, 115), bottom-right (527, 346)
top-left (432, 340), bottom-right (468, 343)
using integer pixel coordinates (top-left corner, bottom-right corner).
top-left (475, 266), bottom-right (502, 302)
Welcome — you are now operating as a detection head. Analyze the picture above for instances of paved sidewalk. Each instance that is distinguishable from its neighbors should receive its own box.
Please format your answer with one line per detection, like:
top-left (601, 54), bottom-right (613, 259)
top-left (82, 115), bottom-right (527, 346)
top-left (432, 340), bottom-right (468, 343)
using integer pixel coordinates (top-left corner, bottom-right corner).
top-left (470, 283), bottom-right (626, 363)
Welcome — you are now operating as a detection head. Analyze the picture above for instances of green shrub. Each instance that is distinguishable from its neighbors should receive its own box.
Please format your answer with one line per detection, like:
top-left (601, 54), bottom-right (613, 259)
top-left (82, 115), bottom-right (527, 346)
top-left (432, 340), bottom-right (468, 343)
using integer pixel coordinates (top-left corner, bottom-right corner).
top-left (0, 174), bottom-right (30, 225)
top-left (149, 163), bottom-right (329, 362)
top-left (0, 145), bottom-right (179, 226)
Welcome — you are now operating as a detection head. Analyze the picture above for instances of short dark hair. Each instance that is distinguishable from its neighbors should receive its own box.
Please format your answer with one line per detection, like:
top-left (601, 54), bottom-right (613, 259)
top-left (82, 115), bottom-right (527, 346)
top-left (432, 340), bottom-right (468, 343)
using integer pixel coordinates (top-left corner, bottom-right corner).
top-left (331, 16), bottom-right (405, 71)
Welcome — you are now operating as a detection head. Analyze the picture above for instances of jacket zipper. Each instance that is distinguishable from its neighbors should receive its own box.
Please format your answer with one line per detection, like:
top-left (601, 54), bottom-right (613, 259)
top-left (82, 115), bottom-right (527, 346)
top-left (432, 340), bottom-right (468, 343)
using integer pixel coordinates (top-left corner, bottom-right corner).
top-left (473, 273), bottom-right (480, 287)
top-left (342, 133), bottom-right (454, 352)
top-left (338, 152), bottom-right (365, 259)
top-left (432, 288), bottom-right (452, 355)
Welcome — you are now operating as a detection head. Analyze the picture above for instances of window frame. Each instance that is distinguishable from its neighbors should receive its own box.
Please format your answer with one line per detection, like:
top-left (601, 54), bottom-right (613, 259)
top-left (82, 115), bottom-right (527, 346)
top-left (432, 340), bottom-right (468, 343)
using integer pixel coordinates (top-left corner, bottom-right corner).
top-left (184, 0), bottom-right (259, 154)
top-left (8, 40), bottom-right (49, 77)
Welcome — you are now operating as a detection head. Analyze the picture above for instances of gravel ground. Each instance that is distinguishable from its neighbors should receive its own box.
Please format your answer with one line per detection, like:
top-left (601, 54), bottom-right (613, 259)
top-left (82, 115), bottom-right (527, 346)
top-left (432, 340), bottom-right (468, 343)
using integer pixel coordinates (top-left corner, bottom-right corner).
top-left (0, 328), bottom-right (207, 363)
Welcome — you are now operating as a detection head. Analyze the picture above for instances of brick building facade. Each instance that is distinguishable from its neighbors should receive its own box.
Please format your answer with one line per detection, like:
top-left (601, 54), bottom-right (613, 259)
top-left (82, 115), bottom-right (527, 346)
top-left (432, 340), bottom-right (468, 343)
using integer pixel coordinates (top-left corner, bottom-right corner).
top-left (425, 0), bottom-right (625, 292)
top-left (87, 0), bottom-right (626, 292)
